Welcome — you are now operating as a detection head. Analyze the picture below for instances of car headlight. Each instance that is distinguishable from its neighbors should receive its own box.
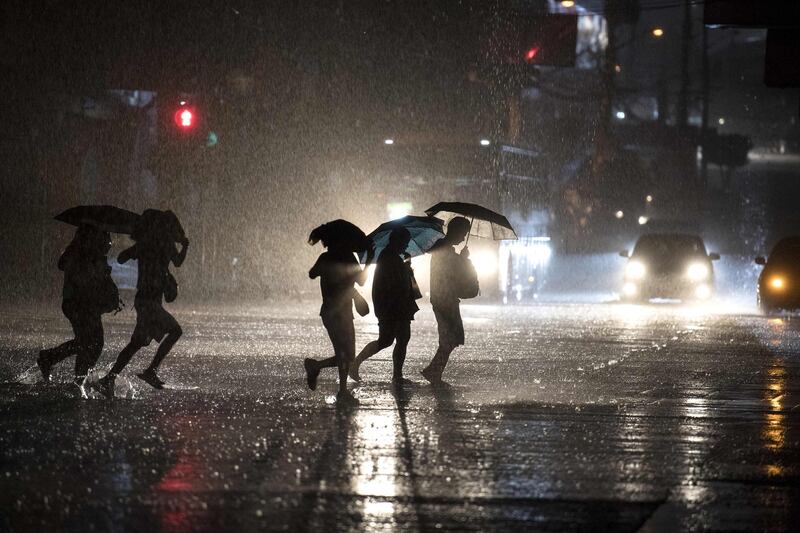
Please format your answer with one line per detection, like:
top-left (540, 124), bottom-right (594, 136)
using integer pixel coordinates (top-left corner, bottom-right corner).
top-left (695, 284), bottom-right (712, 300)
top-left (625, 260), bottom-right (646, 280)
top-left (769, 276), bottom-right (785, 291)
top-left (686, 262), bottom-right (710, 281)
top-left (622, 282), bottom-right (638, 296)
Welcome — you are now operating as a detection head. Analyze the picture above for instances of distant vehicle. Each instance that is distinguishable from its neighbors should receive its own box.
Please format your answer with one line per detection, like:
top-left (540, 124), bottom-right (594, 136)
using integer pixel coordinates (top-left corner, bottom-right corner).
top-left (755, 237), bottom-right (800, 313)
top-left (619, 233), bottom-right (720, 302)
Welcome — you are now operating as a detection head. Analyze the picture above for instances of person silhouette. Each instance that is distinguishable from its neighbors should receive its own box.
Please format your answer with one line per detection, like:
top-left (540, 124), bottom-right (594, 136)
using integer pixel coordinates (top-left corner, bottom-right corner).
top-left (303, 228), bottom-right (371, 403)
top-left (98, 210), bottom-right (188, 397)
top-left (350, 227), bottom-right (419, 384)
top-left (421, 217), bottom-right (477, 384)
top-left (37, 224), bottom-right (118, 396)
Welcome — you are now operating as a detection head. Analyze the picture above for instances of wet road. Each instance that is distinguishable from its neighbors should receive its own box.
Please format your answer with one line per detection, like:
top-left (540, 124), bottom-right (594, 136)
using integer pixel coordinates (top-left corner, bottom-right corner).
top-left (1, 301), bottom-right (799, 532)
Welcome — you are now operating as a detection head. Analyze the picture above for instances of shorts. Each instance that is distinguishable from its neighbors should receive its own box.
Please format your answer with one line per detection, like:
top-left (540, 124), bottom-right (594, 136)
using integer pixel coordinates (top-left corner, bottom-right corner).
top-left (132, 298), bottom-right (180, 346)
top-left (433, 304), bottom-right (464, 347)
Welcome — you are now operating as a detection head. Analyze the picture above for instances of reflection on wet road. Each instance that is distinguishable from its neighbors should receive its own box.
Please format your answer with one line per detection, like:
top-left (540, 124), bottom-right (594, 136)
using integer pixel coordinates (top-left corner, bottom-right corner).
top-left (1, 302), bottom-right (799, 531)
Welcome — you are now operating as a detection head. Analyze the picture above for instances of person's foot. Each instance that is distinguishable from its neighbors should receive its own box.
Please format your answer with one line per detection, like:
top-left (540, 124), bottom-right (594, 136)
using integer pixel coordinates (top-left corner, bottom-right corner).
top-left (420, 367), bottom-right (443, 385)
top-left (304, 358), bottom-right (320, 391)
top-left (37, 351), bottom-right (52, 382)
top-left (73, 376), bottom-right (89, 399)
top-left (137, 369), bottom-right (165, 390)
top-left (348, 356), bottom-right (363, 382)
top-left (392, 375), bottom-right (414, 386)
top-left (97, 374), bottom-right (116, 399)
top-left (336, 389), bottom-right (359, 406)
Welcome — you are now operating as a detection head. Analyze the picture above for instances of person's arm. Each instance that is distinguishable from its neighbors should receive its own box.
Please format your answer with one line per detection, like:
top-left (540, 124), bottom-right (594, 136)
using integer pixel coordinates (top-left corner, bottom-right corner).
top-left (57, 247), bottom-right (73, 271)
top-left (172, 239), bottom-right (189, 267)
top-left (309, 255), bottom-right (326, 279)
top-left (117, 244), bottom-right (137, 264)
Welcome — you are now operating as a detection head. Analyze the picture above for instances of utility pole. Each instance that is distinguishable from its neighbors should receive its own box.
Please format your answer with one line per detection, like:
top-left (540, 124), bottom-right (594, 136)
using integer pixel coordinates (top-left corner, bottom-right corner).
top-left (678, 0), bottom-right (691, 128)
top-left (701, 21), bottom-right (710, 190)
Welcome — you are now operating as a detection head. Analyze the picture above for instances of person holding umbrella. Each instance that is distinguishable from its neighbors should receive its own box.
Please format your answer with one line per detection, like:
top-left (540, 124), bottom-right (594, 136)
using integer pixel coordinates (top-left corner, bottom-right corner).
top-left (350, 227), bottom-right (420, 384)
top-left (420, 217), bottom-right (477, 385)
top-left (37, 224), bottom-right (119, 396)
top-left (303, 220), bottom-right (372, 403)
top-left (98, 210), bottom-right (189, 397)
top-left (420, 203), bottom-right (516, 385)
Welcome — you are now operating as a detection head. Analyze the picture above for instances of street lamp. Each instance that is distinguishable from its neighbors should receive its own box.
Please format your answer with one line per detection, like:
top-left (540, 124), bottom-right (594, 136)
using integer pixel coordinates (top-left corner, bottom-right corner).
top-left (651, 27), bottom-right (665, 38)
top-left (561, 0), bottom-right (575, 7)
top-left (384, 138), bottom-right (394, 145)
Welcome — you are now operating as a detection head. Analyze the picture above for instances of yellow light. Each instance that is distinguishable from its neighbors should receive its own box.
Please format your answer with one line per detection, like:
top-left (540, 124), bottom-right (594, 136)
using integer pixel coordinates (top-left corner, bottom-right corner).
top-left (770, 277), bottom-right (785, 290)
top-left (625, 260), bottom-right (646, 280)
top-left (561, 0), bottom-right (575, 7)
top-left (652, 27), bottom-right (664, 38)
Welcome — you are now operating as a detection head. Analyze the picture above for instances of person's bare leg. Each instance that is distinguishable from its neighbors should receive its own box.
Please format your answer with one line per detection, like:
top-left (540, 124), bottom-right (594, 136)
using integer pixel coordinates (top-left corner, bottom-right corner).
top-left (392, 322), bottom-right (411, 382)
top-left (98, 340), bottom-right (145, 398)
top-left (350, 326), bottom-right (393, 382)
top-left (422, 344), bottom-right (455, 384)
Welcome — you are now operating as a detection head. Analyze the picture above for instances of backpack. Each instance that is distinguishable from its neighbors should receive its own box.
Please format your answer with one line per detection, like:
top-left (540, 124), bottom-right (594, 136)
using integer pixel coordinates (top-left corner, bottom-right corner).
top-left (97, 266), bottom-right (121, 314)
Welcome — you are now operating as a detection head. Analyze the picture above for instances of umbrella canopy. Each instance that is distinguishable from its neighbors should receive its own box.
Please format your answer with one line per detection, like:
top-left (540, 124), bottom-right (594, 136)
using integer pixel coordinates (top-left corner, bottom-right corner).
top-left (133, 209), bottom-right (187, 242)
top-left (425, 201), bottom-right (517, 241)
top-left (361, 215), bottom-right (444, 264)
top-left (54, 205), bottom-right (140, 234)
top-left (308, 219), bottom-right (370, 253)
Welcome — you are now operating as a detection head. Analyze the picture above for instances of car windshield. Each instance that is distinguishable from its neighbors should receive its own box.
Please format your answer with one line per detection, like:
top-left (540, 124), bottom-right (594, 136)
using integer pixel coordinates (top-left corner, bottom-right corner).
top-left (769, 239), bottom-right (800, 265)
top-left (632, 234), bottom-right (707, 260)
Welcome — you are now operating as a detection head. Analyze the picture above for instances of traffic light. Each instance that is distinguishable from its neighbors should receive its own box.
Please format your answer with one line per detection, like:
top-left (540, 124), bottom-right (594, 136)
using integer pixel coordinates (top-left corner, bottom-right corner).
top-left (487, 14), bottom-right (578, 68)
top-left (173, 103), bottom-right (198, 132)
top-left (519, 15), bottom-right (578, 67)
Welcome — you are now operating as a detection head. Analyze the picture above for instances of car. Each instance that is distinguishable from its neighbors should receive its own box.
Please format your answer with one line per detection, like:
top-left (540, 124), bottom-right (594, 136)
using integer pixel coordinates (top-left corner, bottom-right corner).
top-left (619, 233), bottom-right (720, 302)
top-left (755, 237), bottom-right (800, 313)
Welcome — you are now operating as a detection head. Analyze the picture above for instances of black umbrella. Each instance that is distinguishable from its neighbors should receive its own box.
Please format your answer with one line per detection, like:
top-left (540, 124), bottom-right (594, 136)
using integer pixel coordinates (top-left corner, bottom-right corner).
top-left (133, 209), bottom-right (187, 243)
top-left (361, 215), bottom-right (444, 264)
top-left (308, 219), bottom-right (370, 253)
top-left (425, 202), bottom-right (517, 241)
top-left (54, 205), bottom-right (140, 234)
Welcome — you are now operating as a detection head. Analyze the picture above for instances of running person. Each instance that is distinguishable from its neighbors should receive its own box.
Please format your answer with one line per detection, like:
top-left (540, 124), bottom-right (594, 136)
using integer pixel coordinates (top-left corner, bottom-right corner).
top-left (99, 212), bottom-right (188, 397)
top-left (38, 225), bottom-right (117, 396)
top-left (304, 234), bottom-right (371, 403)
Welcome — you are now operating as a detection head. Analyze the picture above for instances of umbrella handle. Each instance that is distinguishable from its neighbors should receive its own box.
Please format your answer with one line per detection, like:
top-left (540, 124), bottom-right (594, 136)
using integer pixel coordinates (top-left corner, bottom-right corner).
top-left (465, 217), bottom-right (474, 246)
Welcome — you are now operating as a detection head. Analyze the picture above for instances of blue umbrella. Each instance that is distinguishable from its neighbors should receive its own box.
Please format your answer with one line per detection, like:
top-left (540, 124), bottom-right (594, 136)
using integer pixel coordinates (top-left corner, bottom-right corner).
top-left (361, 215), bottom-right (445, 264)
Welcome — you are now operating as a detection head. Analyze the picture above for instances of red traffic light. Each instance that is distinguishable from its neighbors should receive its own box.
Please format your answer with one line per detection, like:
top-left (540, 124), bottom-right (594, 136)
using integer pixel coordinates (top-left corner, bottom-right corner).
top-left (173, 106), bottom-right (196, 130)
top-left (524, 46), bottom-right (541, 62)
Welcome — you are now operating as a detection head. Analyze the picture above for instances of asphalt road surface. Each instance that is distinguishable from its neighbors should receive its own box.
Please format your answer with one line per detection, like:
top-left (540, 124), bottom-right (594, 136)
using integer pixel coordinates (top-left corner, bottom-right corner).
top-left (1, 300), bottom-right (798, 532)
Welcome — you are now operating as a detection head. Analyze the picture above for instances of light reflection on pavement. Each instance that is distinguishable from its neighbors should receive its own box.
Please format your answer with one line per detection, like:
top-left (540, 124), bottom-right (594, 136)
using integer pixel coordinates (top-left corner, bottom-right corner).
top-left (0, 301), bottom-right (798, 531)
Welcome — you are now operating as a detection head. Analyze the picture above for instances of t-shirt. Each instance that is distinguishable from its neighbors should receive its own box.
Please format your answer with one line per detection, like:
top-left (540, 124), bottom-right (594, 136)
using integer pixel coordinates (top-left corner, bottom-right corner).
top-left (120, 241), bottom-right (177, 302)
top-left (429, 239), bottom-right (477, 307)
top-left (310, 250), bottom-right (364, 319)
top-left (372, 249), bottom-right (419, 322)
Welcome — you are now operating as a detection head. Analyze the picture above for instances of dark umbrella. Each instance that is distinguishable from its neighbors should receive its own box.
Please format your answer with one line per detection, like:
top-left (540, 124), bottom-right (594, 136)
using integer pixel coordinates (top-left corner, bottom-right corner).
top-left (361, 215), bottom-right (444, 264)
top-left (133, 209), bottom-right (187, 243)
top-left (54, 205), bottom-right (140, 234)
top-left (425, 202), bottom-right (517, 241)
top-left (308, 219), bottom-right (370, 253)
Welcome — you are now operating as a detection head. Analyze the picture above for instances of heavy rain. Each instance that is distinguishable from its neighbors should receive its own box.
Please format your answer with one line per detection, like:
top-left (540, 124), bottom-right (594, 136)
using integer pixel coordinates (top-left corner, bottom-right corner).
top-left (1, 1), bottom-right (799, 531)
